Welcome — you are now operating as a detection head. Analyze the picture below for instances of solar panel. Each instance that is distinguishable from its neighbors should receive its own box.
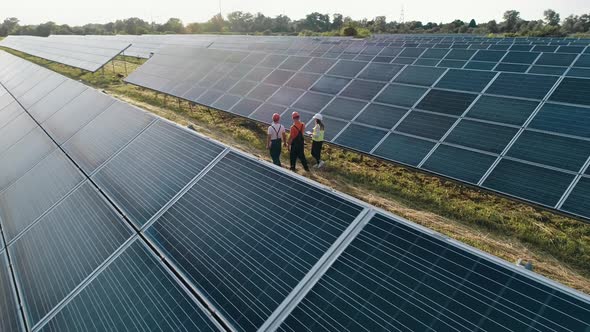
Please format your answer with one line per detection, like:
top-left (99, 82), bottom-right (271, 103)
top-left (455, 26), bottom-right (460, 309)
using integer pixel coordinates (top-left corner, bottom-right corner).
top-left (0, 35), bottom-right (130, 72)
top-left (0, 149), bottom-right (85, 242)
top-left (92, 120), bottom-right (226, 228)
top-left (0, 127), bottom-right (56, 192)
top-left (0, 46), bottom-right (590, 332)
top-left (9, 181), bottom-right (134, 327)
top-left (37, 239), bottom-right (221, 331)
top-left (276, 213), bottom-right (590, 332)
top-left (63, 101), bottom-right (155, 174)
top-left (143, 151), bottom-right (366, 331)
top-left (124, 43), bottom-right (590, 220)
top-left (0, 252), bottom-right (23, 332)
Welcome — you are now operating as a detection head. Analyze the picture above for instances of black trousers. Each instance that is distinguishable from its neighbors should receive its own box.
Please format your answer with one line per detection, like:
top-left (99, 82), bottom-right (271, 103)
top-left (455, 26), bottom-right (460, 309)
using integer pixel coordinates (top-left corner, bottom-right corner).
top-left (311, 141), bottom-right (323, 164)
top-left (270, 139), bottom-right (282, 166)
top-left (290, 143), bottom-right (309, 170)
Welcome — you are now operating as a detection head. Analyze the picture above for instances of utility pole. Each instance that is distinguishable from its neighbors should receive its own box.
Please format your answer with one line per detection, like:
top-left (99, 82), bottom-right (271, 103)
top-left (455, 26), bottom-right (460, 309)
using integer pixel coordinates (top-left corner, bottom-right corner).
top-left (400, 5), bottom-right (405, 24)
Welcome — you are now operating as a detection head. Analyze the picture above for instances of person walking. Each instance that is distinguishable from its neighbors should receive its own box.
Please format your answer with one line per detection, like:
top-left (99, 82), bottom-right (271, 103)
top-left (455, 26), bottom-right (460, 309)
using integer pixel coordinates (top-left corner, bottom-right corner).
top-left (311, 114), bottom-right (325, 168)
top-left (288, 112), bottom-right (310, 172)
top-left (266, 113), bottom-right (287, 167)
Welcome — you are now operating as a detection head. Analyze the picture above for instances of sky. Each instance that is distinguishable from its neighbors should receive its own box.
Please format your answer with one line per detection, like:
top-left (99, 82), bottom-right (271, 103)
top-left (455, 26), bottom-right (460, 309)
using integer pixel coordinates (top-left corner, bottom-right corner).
top-left (1, 0), bottom-right (589, 26)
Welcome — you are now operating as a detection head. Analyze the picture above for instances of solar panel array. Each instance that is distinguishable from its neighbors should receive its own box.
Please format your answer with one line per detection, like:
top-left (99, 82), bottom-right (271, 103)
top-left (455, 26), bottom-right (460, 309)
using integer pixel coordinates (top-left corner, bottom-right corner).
top-left (47, 34), bottom-right (352, 59)
top-left (0, 47), bottom-right (589, 331)
top-left (124, 36), bottom-right (590, 221)
top-left (0, 35), bottom-right (131, 72)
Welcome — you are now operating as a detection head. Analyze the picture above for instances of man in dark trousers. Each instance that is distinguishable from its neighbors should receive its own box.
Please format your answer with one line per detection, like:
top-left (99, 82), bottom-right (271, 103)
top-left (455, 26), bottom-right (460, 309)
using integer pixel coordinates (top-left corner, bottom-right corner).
top-left (288, 111), bottom-right (310, 172)
top-left (266, 113), bottom-right (287, 166)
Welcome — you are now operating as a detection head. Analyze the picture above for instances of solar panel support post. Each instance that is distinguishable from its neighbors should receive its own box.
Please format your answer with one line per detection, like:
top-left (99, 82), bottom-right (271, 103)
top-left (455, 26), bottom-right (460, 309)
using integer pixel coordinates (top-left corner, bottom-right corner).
top-left (123, 57), bottom-right (128, 76)
top-left (112, 59), bottom-right (115, 73)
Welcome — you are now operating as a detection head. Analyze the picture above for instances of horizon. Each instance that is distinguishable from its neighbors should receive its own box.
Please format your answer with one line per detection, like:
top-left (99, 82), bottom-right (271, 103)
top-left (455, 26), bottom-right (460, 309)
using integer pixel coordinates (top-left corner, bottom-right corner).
top-left (2, 0), bottom-right (589, 26)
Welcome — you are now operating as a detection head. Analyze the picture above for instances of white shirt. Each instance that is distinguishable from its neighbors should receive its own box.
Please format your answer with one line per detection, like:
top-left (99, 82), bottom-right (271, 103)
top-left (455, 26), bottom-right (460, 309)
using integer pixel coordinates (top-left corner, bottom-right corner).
top-left (268, 123), bottom-right (285, 140)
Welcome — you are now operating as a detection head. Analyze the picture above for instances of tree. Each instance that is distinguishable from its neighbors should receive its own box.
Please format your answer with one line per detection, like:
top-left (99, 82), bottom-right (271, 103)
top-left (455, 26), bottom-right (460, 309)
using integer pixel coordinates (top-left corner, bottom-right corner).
top-left (302, 12), bottom-right (331, 32)
top-left (0, 17), bottom-right (19, 36)
top-left (203, 14), bottom-right (225, 32)
top-left (342, 25), bottom-right (357, 36)
top-left (502, 10), bottom-right (521, 32)
top-left (35, 22), bottom-right (57, 36)
top-left (162, 18), bottom-right (185, 33)
top-left (487, 20), bottom-right (499, 33)
top-left (273, 15), bottom-right (291, 32)
top-left (186, 22), bottom-right (202, 34)
top-left (332, 14), bottom-right (343, 30)
top-left (252, 13), bottom-right (273, 32)
top-left (372, 16), bottom-right (387, 33)
top-left (227, 11), bottom-right (253, 32)
top-left (468, 19), bottom-right (477, 28)
top-left (544, 9), bottom-right (560, 26)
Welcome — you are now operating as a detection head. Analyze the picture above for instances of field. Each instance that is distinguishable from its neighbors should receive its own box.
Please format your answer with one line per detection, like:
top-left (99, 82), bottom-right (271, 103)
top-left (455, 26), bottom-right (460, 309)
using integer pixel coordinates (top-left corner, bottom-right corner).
top-left (3, 47), bottom-right (590, 294)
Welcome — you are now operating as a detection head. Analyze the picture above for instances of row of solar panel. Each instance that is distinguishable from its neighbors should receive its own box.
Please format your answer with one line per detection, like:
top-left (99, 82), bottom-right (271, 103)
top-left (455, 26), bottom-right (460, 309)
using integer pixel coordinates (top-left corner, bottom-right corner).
top-left (38, 34), bottom-right (590, 61)
top-left (0, 36), bottom-right (131, 72)
top-left (1, 50), bottom-right (589, 331)
top-left (126, 46), bottom-right (590, 220)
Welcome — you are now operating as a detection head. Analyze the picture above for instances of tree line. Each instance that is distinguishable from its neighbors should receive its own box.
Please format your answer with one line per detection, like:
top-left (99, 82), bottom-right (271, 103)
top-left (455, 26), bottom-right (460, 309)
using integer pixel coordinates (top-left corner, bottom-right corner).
top-left (1, 9), bottom-right (589, 37)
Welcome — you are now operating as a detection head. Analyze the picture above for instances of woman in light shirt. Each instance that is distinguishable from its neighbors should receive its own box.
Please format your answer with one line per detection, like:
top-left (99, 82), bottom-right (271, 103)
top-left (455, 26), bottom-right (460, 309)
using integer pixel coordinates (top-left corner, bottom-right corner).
top-left (311, 114), bottom-right (325, 168)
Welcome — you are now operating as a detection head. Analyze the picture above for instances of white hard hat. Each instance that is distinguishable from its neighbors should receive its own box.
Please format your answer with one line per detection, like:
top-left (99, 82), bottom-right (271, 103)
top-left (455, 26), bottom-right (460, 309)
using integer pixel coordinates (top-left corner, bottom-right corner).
top-left (313, 114), bottom-right (323, 121)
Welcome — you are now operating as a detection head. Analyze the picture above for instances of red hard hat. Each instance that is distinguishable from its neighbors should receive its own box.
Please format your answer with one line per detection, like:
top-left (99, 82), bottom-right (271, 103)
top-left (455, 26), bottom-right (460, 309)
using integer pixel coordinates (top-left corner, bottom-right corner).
top-left (272, 113), bottom-right (280, 122)
top-left (292, 111), bottom-right (300, 119)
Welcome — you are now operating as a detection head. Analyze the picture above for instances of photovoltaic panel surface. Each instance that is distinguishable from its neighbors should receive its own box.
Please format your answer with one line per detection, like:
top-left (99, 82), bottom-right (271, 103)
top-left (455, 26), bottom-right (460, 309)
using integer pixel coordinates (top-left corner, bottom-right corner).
top-left (277, 213), bottom-right (590, 332)
top-left (37, 240), bottom-right (221, 332)
top-left (0, 252), bottom-right (23, 332)
top-left (9, 182), bottom-right (134, 327)
top-left (126, 44), bottom-right (590, 220)
top-left (0, 35), bottom-right (130, 72)
top-left (0, 47), bottom-right (590, 332)
top-left (144, 151), bottom-right (365, 331)
top-left (0, 149), bottom-right (85, 243)
top-left (92, 120), bottom-right (225, 228)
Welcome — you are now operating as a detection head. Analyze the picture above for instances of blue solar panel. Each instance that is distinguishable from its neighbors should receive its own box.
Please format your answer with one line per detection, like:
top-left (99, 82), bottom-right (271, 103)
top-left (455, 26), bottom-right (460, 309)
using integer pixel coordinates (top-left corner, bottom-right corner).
top-left (9, 182), bottom-right (133, 326)
top-left (444, 120), bottom-right (518, 154)
top-left (0, 150), bottom-right (85, 242)
top-left (374, 133), bottom-right (435, 166)
top-left (0, 252), bottom-right (23, 332)
top-left (278, 213), bottom-right (590, 331)
top-left (483, 159), bottom-right (574, 207)
top-left (38, 240), bottom-right (220, 331)
top-left (550, 77), bottom-right (590, 106)
top-left (486, 73), bottom-right (558, 99)
top-left (423, 145), bottom-right (497, 183)
top-left (92, 120), bottom-right (225, 227)
top-left (120, 42), bottom-right (590, 219)
top-left (144, 152), bottom-right (365, 331)
top-left (435, 69), bottom-right (496, 92)
top-left (529, 103), bottom-right (590, 138)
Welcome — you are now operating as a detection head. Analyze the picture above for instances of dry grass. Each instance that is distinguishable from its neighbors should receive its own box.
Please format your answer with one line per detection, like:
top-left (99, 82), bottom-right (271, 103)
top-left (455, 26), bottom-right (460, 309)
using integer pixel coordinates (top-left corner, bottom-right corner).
top-left (4, 47), bottom-right (590, 294)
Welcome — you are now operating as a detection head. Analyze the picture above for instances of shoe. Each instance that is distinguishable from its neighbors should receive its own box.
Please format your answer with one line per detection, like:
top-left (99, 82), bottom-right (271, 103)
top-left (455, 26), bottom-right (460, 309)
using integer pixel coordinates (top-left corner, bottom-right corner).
top-left (290, 167), bottom-right (297, 172)
top-left (313, 164), bottom-right (319, 169)
top-left (304, 167), bottom-right (310, 172)
top-left (318, 161), bottom-right (325, 168)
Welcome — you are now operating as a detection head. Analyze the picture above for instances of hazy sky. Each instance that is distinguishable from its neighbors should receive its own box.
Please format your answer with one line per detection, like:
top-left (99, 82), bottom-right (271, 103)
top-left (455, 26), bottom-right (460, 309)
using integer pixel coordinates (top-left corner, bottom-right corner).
top-left (2, 0), bottom-right (589, 26)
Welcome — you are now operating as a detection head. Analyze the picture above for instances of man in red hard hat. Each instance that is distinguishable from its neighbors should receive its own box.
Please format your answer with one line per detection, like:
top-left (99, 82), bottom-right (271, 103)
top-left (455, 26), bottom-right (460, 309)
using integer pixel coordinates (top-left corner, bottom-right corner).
top-left (266, 113), bottom-right (287, 166)
top-left (288, 111), bottom-right (310, 172)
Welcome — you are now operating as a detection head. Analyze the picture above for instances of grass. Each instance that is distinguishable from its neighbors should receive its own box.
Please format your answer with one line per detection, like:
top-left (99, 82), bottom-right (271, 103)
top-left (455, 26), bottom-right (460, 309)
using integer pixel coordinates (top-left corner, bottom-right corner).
top-left (3, 47), bottom-right (590, 294)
